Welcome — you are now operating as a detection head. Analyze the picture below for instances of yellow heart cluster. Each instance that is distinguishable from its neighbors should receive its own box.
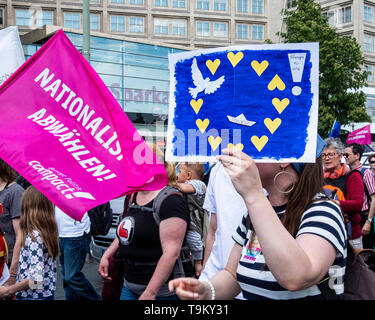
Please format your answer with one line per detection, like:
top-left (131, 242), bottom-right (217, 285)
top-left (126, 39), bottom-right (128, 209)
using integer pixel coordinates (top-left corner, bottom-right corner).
top-left (189, 52), bottom-right (290, 153)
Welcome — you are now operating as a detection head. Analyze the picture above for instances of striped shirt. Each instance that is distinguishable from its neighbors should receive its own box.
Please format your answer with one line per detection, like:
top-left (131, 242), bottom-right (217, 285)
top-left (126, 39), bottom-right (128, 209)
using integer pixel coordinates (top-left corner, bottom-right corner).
top-left (354, 165), bottom-right (375, 211)
top-left (233, 198), bottom-right (347, 300)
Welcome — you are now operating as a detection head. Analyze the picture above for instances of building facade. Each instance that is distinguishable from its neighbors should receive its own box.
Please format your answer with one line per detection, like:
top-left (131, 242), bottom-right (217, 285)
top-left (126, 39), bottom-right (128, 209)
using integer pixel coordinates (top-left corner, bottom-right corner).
top-left (0, 0), bottom-right (283, 48)
top-left (24, 30), bottom-right (186, 143)
top-left (314, 0), bottom-right (375, 119)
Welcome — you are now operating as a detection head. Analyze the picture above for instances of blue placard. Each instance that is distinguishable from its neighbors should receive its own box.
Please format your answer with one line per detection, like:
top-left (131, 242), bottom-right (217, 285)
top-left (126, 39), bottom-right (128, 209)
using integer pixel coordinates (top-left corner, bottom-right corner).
top-left (166, 43), bottom-right (319, 163)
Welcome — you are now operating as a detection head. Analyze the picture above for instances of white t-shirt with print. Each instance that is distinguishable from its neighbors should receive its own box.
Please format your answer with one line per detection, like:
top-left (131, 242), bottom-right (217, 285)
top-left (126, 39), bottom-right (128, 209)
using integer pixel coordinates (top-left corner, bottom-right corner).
top-left (199, 163), bottom-right (247, 299)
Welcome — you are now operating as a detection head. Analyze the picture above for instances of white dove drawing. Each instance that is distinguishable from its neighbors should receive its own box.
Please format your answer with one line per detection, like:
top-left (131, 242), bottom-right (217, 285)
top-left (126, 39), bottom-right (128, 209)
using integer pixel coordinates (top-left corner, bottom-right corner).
top-left (188, 58), bottom-right (225, 99)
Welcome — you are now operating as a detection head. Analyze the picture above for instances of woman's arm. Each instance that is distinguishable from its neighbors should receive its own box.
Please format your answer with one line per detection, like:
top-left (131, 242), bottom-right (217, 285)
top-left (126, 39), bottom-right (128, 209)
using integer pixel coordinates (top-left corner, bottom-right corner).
top-left (139, 217), bottom-right (187, 300)
top-left (0, 279), bottom-right (29, 298)
top-left (5, 220), bottom-right (21, 285)
top-left (202, 212), bottom-right (217, 268)
top-left (168, 243), bottom-right (242, 300)
top-left (98, 238), bottom-right (119, 280)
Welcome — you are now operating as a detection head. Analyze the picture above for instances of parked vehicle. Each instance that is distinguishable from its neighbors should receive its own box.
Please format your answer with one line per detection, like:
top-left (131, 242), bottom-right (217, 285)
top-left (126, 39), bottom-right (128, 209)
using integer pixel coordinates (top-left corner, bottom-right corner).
top-left (90, 196), bottom-right (125, 261)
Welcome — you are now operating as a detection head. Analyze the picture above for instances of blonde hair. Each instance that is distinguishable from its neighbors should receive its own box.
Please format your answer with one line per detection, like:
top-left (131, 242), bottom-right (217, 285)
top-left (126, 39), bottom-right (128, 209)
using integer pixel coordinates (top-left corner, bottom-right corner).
top-left (146, 142), bottom-right (177, 187)
top-left (19, 186), bottom-right (60, 259)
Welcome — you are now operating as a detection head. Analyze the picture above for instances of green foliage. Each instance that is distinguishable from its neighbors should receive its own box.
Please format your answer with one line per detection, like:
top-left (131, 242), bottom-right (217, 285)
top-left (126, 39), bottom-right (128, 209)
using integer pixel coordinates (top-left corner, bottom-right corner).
top-left (279, 0), bottom-right (371, 137)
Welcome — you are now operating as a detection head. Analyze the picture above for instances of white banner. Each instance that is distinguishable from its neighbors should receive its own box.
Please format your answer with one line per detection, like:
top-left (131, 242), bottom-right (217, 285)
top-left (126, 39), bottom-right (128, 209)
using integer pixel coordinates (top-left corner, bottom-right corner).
top-left (0, 26), bottom-right (25, 87)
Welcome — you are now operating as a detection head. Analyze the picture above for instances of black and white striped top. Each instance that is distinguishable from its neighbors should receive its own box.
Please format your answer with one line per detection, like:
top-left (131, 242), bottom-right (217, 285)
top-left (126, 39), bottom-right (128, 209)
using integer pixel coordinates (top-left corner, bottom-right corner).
top-left (233, 199), bottom-right (347, 300)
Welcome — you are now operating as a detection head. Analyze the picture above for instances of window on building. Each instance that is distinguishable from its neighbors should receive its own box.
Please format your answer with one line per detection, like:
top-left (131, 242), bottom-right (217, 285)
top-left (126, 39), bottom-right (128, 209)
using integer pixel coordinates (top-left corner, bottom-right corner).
top-left (110, 0), bottom-right (125, 3)
top-left (286, 0), bottom-right (296, 9)
top-left (213, 22), bottom-right (227, 38)
top-left (64, 12), bottom-right (80, 29)
top-left (91, 0), bottom-right (99, 2)
top-left (252, 25), bottom-right (263, 40)
top-left (364, 35), bottom-right (374, 52)
top-left (196, 21), bottom-right (210, 36)
top-left (237, 24), bottom-right (249, 39)
top-left (154, 18), bottom-right (169, 34)
top-left (16, 9), bottom-right (32, 27)
top-left (214, 0), bottom-right (226, 11)
top-left (252, 0), bottom-right (263, 14)
top-left (323, 11), bottom-right (335, 26)
top-left (130, 0), bottom-right (143, 4)
top-left (197, 0), bottom-right (209, 10)
top-left (155, 0), bottom-right (168, 7)
top-left (365, 65), bottom-right (373, 82)
top-left (110, 15), bottom-right (125, 32)
top-left (0, 9), bottom-right (3, 25)
top-left (364, 5), bottom-right (372, 23)
top-left (37, 11), bottom-right (53, 26)
top-left (237, 0), bottom-right (248, 13)
top-left (339, 6), bottom-right (352, 24)
top-left (173, 0), bottom-right (186, 8)
top-left (129, 16), bottom-right (144, 33)
top-left (90, 14), bottom-right (100, 31)
top-left (172, 20), bottom-right (187, 36)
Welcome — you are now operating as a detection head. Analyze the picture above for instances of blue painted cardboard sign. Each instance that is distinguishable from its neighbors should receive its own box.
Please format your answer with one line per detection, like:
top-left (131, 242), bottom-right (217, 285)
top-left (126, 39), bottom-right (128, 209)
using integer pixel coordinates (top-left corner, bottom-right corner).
top-left (166, 43), bottom-right (319, 162)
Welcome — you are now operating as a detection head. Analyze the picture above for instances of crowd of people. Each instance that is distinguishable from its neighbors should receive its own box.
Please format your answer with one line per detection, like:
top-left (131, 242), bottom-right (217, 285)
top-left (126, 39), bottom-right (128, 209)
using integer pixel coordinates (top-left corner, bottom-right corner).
top-left (0, 137), bottom-right (375, 300)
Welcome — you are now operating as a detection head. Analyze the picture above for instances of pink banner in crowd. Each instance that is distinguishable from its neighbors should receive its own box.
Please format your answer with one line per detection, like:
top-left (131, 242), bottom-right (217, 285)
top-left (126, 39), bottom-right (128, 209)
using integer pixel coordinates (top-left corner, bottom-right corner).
top-left (0, 30), bottom-right (167, 221)
top-left (346, 124), bottom-right (372, 145)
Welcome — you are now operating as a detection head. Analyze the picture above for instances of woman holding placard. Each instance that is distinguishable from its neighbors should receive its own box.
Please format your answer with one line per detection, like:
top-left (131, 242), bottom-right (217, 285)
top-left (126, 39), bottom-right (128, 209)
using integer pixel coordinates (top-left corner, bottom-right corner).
top-left (169, 136), bottom-right (348, 300)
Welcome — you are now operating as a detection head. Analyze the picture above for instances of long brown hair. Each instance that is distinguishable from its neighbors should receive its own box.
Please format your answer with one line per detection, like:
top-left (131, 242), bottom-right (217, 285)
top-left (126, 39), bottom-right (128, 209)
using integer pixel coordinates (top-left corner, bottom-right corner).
top-left (248, 157), bottom-right (325, 259)
top-left (19, 186), bottom-right (60, 259)
top-left (281, 157), bottom-right (325, 237)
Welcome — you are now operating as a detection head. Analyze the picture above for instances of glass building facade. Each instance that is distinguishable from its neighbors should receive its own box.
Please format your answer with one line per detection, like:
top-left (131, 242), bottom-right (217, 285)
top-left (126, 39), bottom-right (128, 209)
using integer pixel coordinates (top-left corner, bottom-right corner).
top-left (23, 31), bottom-right (185, 143)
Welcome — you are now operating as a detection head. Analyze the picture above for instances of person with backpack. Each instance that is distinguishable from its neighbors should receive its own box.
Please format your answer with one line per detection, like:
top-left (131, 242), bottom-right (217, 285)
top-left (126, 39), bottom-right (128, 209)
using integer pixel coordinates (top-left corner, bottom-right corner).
top-left (344, 143), bottom-right (375, 250)
top-left (176, 162), bottom-right (209, 278)
top-left (170, 135), bottom-right (348, 300)
top-left (98, 143), bottom-right (194, 300)
top-left (323, 138), bottom-right (364, 250)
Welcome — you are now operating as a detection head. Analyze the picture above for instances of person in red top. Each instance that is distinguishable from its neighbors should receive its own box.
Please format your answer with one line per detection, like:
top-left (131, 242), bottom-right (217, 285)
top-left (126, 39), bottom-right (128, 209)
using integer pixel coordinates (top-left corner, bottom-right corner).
top-left (323, 137), bottom-right (364, 249)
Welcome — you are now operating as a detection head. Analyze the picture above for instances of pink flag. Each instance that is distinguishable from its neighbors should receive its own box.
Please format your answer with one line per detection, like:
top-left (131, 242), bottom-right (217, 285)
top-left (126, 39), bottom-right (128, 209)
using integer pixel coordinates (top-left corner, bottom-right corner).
top-left (0, 30), bottom-right (167, 221)
top-left (346, 124), bottom-right (372, 145)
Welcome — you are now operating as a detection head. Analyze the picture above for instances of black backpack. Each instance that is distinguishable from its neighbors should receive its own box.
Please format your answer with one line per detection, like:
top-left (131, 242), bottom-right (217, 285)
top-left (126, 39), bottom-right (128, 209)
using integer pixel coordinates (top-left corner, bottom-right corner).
top-left (185, 191), bottom-right (210, 249)
top-left (318, 244), bottom-right (375, 300)
top-left (87, 201), bottom-right (113, 236)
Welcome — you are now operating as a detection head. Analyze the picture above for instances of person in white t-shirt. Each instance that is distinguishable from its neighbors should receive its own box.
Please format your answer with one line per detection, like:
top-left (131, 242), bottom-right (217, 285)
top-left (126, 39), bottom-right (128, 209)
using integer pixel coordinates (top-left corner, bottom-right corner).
top-left (55, 207), bottom-right (100, 300)
top-left (198, 162), bottom-right (247, 299)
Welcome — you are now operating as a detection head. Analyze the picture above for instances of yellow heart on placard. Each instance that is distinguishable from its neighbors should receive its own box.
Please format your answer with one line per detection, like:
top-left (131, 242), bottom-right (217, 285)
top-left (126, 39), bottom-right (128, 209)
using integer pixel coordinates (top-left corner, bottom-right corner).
top-left (251, 135), bottom-right (269, 152)
top-left (196, 118), bottom-right (210, 134)
top-left (264, 118), bottom-right (282, 134)
top-left (227, 143), bottom-right (244, 151)
top-left (227, 52), bottom-right (244, 68)
top-left (206, 59), bottom-right (221, 75)
top-left (208, 136), bottom-right (222, 151)
top-left (272, 98), bottom-right (290, 114)
top-left (267, 74), bottom-right (286, 91)
top-left (190, 99), bottom-right (203, 114)
top-left (251, 60), bottom-right (269, 76)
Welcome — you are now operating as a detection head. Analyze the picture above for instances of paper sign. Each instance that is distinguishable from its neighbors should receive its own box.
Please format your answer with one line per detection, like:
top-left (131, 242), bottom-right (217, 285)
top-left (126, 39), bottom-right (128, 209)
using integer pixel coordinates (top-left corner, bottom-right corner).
top-left (0, 26), bottom-right (25, 86)
top-left (166, 43), bottom-right (319, 163)
top-left (0, 30), bottom-right (167, 221)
